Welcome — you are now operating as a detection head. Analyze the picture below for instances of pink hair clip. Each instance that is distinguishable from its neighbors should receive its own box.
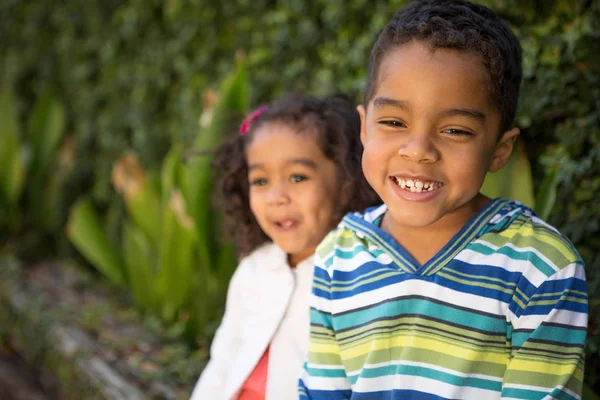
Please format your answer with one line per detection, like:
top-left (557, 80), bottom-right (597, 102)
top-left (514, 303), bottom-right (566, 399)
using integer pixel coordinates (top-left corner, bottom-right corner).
top-left (239, 105), bottom-right (268, 135)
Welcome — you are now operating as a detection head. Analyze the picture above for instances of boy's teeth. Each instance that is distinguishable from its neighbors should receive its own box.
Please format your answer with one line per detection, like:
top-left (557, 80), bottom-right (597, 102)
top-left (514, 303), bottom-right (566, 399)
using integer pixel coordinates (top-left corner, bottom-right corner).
top-left (393, 177), bottom-right (442, 193)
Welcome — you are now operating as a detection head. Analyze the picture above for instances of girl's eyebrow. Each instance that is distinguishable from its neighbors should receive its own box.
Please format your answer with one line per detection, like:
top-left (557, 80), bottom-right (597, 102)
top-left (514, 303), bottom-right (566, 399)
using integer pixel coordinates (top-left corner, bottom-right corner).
top-left (286, 158), bottom-right (318, 170)
top-left (247, 163), bottom-right (264, 171)
top-left (248, 158), bottom-right (318, 171)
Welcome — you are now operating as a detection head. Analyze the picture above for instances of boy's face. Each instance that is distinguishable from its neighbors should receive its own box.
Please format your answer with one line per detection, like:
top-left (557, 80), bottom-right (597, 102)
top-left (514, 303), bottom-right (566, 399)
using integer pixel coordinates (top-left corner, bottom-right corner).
top-left (358, 41), bottom-right (519, 234)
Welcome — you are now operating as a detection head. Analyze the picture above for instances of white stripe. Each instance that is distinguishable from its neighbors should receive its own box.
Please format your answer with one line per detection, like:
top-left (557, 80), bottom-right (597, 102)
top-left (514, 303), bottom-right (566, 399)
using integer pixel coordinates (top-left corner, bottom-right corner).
top-left (354, 374), bottom-right (500, 399)
top-left (455, 247), bottom-right (548, 288)
top-left (352, 359), bottom-right (504, 383)
top-left (300, 376), bottom-right (352, 391)
top-left (477, 239), bottom-right (561, 274)
top-left (330, 278), bottom-right (508, 316)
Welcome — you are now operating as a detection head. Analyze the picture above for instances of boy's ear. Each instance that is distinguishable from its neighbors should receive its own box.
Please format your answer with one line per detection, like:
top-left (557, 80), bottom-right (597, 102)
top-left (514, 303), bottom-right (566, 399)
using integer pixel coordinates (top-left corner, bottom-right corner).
top-left (357, 105), bottom-right (367, 145)
top-left (489, 127), bottom-right (520, 172)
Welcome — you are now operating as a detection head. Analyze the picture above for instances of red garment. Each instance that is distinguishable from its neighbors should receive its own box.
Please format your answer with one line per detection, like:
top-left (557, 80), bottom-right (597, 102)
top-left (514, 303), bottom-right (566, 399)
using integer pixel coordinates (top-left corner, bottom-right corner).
top-left (237, 346), bottom-right (269, 400)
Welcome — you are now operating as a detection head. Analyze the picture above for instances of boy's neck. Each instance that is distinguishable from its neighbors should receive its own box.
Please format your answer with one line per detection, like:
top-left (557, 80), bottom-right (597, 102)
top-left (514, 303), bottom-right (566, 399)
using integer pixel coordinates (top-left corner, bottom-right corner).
top-left (380, 194), bottom-right (490, 266)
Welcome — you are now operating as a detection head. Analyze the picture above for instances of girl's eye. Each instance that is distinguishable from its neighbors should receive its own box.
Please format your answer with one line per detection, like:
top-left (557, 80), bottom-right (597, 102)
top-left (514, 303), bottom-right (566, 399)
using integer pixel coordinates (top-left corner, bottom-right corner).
top-left (443, 128), bottom-right (474, 136)
top-left (379, 120), bottom-right (406, 128)
top-left (250, 178), bottom-right (268, 186)
top-left (290, 175), bottom-right (308, 183)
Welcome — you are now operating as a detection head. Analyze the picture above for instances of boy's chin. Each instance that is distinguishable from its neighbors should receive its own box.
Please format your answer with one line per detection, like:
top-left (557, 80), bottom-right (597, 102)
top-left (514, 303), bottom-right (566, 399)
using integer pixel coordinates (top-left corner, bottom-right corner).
top-left (384, 206), bottom-right (445, 231)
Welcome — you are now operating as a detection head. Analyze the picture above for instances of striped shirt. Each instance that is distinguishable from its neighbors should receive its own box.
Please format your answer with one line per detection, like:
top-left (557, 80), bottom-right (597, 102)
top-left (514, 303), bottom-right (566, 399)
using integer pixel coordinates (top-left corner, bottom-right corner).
top-left (299, 198), bottom-right (587, 400)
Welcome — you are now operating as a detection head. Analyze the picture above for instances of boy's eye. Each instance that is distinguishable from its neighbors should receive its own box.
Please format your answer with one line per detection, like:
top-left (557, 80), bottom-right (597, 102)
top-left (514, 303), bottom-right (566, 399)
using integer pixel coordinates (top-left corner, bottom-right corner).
top-left (442, 128), bottom-right (474, 136)
top-left (250, 178), bottom-right (268, 186)
top-left (290, 174), bottom-right (308, 183)
top-left (379, 120), bottom-right (406, 128)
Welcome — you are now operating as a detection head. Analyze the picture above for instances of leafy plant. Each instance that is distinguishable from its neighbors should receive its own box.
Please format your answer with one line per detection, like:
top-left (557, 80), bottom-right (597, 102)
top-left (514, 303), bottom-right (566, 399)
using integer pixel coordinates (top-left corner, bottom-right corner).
top-left (0, 78), bottom-right (67, 236)
top-left (66, 64), bottom-right (249, 337)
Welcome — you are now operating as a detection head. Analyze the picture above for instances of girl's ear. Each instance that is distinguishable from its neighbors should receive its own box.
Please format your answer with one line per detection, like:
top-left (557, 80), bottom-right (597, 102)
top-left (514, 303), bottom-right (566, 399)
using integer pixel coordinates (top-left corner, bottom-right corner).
top-left (357, 105), bottom-right (367, 146)
top-left (489, 127), bottom-right (520, 172)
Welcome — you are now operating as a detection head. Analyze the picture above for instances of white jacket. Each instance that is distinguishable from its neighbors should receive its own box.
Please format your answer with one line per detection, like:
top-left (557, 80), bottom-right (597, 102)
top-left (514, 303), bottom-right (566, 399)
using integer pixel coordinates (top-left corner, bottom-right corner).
top-left (190, 242), bottom-right (314, 400)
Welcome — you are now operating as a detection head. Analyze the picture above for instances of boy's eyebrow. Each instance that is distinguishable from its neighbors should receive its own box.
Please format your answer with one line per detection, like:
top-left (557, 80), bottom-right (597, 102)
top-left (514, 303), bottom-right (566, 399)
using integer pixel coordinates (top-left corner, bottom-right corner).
top-left (440, 107), bottom-right (486, 122)
top-left (372, 97), bottom-right (486, 123)
top-left (372, 97), bottom-right (410, 111)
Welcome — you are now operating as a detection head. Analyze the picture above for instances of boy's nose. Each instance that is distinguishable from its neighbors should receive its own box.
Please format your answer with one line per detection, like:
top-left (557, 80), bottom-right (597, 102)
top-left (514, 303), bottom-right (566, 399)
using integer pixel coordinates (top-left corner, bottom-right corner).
top-left (397, 134), bottom-right (440, 163)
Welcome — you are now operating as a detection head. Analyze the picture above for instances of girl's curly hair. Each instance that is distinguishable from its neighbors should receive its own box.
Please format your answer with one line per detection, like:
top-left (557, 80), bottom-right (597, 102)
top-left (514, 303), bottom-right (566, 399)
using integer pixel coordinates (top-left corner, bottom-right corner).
top-left (212, 93), bottom-right (381, 257)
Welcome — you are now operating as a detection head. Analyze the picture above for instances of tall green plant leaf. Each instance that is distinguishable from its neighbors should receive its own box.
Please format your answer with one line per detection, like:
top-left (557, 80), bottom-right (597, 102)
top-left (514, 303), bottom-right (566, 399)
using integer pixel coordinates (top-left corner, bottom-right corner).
top-left (156, 190), bottom-right (198, 322)
top-left (185, 64), bottom-right (250, 269)
top-left (534, 165), bottom-right (559, 220)
top-left (66, 199), bottom-right (125, 286)
top-left (123, 221), bottom-right (157, 313)
top-left (26, 89), bottom-right (66, 227)
top-left (112, 152), bottom-right (162, 248)
top-left (27, 88), bottom-right (66, 181)
top-left (481, 139), bottom-right (535, 207)
top-left (0, 83), bottom-right (26, 228)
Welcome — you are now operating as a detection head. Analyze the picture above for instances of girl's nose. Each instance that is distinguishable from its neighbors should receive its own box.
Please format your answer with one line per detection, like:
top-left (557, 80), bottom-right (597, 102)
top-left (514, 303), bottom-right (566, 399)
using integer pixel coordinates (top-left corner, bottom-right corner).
top-left (266, 186), bottom-right (290, 205)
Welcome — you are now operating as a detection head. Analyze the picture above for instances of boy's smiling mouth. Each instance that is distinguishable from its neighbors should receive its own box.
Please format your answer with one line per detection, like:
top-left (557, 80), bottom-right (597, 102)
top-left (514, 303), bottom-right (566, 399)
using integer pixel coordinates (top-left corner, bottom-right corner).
top-left (390, 176), bottom-right (445, 193)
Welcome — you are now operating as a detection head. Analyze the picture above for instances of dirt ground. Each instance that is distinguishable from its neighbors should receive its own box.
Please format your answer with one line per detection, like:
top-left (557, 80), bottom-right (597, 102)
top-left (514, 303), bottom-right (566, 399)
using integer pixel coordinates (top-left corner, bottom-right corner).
top-left (0, 346), bottom-right (51, 400)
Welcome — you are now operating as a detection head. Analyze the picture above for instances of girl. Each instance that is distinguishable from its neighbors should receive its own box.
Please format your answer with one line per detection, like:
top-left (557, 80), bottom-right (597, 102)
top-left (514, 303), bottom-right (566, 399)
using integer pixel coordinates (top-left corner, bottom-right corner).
top-left (190, 93), bottom-right (380, 400)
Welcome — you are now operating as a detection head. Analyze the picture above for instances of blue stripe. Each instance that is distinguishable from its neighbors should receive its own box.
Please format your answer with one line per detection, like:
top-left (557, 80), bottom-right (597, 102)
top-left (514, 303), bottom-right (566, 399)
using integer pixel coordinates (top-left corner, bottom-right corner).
top-left (501, 387), bottom-right (549, 399)
top-left (334, 297), bottom-right (506, 332)
top-left (352, 390), bottom-right (450, 400)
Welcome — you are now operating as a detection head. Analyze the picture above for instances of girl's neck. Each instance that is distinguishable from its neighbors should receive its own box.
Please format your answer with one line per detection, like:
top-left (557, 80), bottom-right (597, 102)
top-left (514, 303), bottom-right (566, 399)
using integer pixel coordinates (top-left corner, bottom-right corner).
top-left (287, 250), bottom-right (313, 268)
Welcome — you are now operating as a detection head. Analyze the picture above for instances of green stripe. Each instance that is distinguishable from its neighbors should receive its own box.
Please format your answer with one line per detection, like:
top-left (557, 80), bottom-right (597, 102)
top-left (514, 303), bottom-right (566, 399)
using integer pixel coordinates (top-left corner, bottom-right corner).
top-left (343, 217), bottom-right (416, 273)
top-left (423, 198), bottom-right (509, 275)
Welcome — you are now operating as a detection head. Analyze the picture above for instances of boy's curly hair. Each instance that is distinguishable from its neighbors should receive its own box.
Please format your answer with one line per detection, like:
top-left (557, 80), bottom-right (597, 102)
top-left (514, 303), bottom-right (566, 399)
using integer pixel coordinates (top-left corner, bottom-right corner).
top-left (212, 93), bottom-right (381, 257)
top-left (364, 0), bottom-right (523, 134)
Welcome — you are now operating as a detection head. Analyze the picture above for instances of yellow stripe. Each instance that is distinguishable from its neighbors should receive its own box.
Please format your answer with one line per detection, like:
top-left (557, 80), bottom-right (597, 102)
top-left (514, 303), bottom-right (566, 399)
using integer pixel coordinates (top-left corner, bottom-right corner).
top-left (437, 272), bottom-right (513, 294)
top-left (331, 267), bottom-right (392, 287)
top-left (445, 267), bottom-right (516, 288)
top-left (528, 295), bottom-right (587, 306)
top-left (499, 224), bottom-right (577, 260)
top-left (507, 358), bottom-right (580, 376)
top-left (327, 334), bottom-right (509, 366)
top-left (332, 271), bottom-right (400, 292)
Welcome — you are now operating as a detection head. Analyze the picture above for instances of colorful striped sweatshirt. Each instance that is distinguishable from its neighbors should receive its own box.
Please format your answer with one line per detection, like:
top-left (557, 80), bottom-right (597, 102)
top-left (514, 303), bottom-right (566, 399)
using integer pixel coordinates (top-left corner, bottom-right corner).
top-left (299, 198), bottom-right (587, 400)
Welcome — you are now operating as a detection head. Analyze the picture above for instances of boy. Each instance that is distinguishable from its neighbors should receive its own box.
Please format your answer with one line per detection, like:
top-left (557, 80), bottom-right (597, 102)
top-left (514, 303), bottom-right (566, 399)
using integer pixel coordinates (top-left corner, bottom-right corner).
top-left (299, 1), bottom-right (588, 399)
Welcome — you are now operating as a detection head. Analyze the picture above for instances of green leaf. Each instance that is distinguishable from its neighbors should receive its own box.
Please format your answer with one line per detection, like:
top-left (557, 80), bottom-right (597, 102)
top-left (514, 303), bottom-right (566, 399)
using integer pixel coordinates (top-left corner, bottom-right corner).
top-left (25, 89), bottom-right (66, 227)
top-left (66, 198), bottom-right (125, 286)
top-left (156, 189), bottom-right (198, 322)
top-left (161, 145), bottom-right (182, 204)
top-left (534, 165), bottom-right (559, 220)
top-left (481, 139), bottom-right (535, 207)
top-left (112, 152), bottom-right (162, 248)
top-left (27, 88), bottom-right (66, 181)
top-left (123, 221), bottom-right (157, 313)
top-left (583, 384), bottom-right (600, 400)
top-left (0, 83), bottom-right (26, 219)
top-left (186, 63), bottom-right (250, 269)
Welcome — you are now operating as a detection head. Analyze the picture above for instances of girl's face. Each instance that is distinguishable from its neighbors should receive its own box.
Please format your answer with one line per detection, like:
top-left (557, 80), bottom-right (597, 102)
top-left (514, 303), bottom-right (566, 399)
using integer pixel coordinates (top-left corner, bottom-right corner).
top-left (246, 122), bottom-right (341, 266)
